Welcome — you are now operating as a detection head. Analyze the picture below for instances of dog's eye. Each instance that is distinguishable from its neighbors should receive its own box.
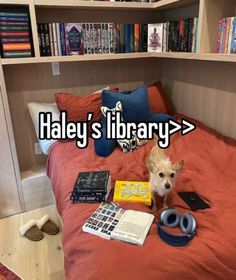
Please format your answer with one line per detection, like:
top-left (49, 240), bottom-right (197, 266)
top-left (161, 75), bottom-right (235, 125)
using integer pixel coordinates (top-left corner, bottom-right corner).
top-left (170, 173), bottom-right (175, 178)
top-left (159, 172), bottom-right (164, 178)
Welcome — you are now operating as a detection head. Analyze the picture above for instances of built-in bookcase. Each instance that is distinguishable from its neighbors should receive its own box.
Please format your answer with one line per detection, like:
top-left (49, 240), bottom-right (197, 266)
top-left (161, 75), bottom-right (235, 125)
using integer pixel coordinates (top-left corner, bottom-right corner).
top-left (0, 0), bottom-right (236, 215)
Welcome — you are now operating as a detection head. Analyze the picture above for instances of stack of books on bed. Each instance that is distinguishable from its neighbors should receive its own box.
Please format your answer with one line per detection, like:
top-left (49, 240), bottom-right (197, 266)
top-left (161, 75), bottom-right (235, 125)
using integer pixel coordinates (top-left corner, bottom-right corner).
top-left (70, 170), bottom-right (111, 203)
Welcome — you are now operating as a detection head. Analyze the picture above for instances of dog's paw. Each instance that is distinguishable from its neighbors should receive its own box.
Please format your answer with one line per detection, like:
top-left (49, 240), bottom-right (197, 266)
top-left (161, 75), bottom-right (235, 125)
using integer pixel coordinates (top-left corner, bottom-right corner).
top-left (163, 204), bottom-right (168, 209)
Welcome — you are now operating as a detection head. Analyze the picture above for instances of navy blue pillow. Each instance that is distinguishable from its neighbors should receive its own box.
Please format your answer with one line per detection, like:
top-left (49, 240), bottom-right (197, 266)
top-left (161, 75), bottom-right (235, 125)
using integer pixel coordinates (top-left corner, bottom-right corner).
top-left (94, 124), bottom-right (117, 157)
top-left (102, 85), bottom-right (152, 123)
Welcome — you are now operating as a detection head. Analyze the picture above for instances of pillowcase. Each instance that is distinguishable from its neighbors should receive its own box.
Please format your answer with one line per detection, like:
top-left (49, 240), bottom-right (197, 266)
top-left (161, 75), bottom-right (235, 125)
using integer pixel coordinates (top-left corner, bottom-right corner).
top-left (27, 102), bottom-right (59, 155)
top-left (55, 87), bottom-right (119, 123)
top-left (147, 81), bottom-right (174, 114)
top-left (102, 85), bottom-right (152, 123)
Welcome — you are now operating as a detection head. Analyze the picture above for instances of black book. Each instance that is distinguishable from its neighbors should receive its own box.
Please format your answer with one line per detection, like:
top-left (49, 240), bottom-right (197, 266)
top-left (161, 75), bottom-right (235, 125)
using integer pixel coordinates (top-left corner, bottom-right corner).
top-left (74, 170), bottom-right (110, 195)
top-left (39, 23), bottom-right (46, 56)
top-left (71, 193), bottom-right (108, 204)
top-left (188, 18), bottom-right (194, 52)
top-left (44, 23), bottom-right (51, 56)
top-left (140, 23), bottom-right (148, 52)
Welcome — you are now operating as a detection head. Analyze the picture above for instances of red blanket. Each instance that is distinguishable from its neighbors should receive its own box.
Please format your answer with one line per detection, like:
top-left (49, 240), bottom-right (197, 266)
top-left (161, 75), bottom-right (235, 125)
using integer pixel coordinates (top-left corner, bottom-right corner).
top-left (47, 116), bottom-right (236, 280)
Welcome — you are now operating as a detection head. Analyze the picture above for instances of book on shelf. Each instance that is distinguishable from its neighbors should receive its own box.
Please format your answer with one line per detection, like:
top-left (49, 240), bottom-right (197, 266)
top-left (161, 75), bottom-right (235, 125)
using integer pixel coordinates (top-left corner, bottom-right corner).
top-left (148, 23), bottom-right (163, 52)
top-left (0, 7), bottom-right (34, 58)
top-left (148, 17), bottom-right (199, 53)
top-left (113, 180), bottom-right (152, 206)
top-left (70, 170), bottom-right (111, 203)
top-left (216, 17), bottom-right (236, 54)
top-left (82, 202), bottom-right (154, 246)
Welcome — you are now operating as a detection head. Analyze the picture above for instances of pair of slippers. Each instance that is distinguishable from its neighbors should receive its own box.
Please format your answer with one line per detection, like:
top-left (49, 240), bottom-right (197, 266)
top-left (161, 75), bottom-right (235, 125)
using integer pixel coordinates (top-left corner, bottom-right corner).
top-left (19, 215), bottom-right (59, 241)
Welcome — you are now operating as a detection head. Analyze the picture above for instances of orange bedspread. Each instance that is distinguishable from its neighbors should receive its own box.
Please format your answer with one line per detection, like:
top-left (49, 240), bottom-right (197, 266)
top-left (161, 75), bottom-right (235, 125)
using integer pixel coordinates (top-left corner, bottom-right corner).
top-left (47, 116), bottom-right (236, 280)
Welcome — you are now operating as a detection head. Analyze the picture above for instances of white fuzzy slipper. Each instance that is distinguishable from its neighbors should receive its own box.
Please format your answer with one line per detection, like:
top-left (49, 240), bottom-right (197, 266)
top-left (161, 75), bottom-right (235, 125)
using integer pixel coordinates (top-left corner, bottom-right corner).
top-left (20, 219), bottom-right (44, 241)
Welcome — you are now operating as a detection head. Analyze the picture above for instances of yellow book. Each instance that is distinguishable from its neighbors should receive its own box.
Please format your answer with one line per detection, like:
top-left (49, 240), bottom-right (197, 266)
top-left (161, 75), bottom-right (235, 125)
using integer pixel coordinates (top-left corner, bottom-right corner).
top-left (113, 180), bottom-right (151, 206)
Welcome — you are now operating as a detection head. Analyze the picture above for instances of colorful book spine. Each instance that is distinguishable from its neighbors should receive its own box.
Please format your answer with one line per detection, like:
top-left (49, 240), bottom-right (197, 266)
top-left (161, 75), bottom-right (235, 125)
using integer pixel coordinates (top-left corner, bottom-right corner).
top-left (56, 23), bottom-right (62, 55)
top-left (224, 17), bottom-right (231, 53)
top-left (194, 17), bottom-right (198, 53)
top-left (129, 24), bottom-right (134, 52)
top-left (39, 23), bottom-right (46, 56)
top-left (115, 23), bottom-right (120, 53)
top-left (134, 23), bottom-right (139, 52)
top-left (228, 17), bottom-right (234, 54)
top-left (231, 17), bottom-right (236, 54)
top-left (120, 23), bottom-right (125, 53)
top-left (97, 23), bottom-right (102, 54)
top-left (48, 23), bottom-right (54, 56)
top-left (108, 23), bottom-right (114, 53)
top-left (59, 23), bottom-right (66, 55)
top-left (125, 24), bottom-right (131, 53)
top-left (44, 23), bottom-right (51, 56)
top-left (52, 23), bottom-right (58, 56)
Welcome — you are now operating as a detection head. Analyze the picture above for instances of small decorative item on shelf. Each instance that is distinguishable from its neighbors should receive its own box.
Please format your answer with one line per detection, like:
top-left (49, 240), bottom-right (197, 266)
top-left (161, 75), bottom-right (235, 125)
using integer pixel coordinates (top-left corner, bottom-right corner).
top-left (0, 5), bottom-right (34, 58)
top-left (37, 22), bottom-right (148, 56)
top-left (216, 17), bottom-right (236, 54)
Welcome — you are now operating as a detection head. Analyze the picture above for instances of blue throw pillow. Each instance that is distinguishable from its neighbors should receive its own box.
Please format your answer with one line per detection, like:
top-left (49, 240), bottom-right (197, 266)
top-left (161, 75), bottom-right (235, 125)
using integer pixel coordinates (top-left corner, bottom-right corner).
top-left (94, 124), bottom-right (117, 157)
top-left (102, 85), bottom-right (152, 123)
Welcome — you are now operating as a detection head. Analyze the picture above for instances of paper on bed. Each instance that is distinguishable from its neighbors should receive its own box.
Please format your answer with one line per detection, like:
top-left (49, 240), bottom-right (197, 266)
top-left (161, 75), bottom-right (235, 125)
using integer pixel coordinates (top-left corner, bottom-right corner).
top-left (111, 210), bottom-right (154, 246)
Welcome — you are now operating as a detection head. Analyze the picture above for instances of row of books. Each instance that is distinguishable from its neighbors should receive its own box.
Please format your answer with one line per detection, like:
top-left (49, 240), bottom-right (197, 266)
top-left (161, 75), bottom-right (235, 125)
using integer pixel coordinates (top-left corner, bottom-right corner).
top-left (37, 22), bottom-right (148, 56)
top-left (148, 17), bottom-right (199, 53)
top-left (216, 17), bottom-right (236, 54)
top-left (0, 9), bottom-right (33, 58)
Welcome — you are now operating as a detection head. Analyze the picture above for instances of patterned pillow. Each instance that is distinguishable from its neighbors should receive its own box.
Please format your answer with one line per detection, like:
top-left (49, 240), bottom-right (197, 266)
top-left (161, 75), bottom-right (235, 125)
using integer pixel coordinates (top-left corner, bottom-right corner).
top-left (101, 101), bottom-right (147, 153)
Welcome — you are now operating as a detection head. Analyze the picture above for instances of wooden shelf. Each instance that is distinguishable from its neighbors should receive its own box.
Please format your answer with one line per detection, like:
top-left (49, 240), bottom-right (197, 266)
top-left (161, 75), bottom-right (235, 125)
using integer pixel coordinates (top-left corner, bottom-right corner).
top-left (33, 0), bottom-right (198, 10)
top-left (34, 0), bottom-right (155, 10)
top-left (2, 52), bottom-right (236, 65)
top-left (1, 52), bottom-right (153, 65)
top-left (154, 0), bottom-right (199, 10)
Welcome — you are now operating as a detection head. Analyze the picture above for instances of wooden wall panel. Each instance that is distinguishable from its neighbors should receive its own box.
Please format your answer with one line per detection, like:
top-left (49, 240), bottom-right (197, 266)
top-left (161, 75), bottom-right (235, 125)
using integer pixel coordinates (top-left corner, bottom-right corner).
top-left (4, 59), bottom-right (163, 171)
top-left (162, 59), bottom-right (236, 139)
top-left (36, 8), bottom-right (160, 23)
top-left (0, 89), bottom-right (22, 217)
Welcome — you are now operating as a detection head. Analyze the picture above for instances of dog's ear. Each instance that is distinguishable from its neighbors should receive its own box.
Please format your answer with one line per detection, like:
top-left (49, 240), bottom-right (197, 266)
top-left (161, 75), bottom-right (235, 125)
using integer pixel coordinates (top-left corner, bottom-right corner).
top-left (173, 160), bottom-right (184, 173)
top-left (116, 101), bottom-right (122, 111)
top-left (101, 106), bottom-right (108, 117)
top-left (145, 158), bottom-right (158, 173)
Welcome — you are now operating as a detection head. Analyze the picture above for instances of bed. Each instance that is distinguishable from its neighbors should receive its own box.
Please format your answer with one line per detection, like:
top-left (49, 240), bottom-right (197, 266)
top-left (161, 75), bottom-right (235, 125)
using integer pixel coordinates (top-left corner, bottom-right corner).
top-left (47, 115), bottom-right (236, 280)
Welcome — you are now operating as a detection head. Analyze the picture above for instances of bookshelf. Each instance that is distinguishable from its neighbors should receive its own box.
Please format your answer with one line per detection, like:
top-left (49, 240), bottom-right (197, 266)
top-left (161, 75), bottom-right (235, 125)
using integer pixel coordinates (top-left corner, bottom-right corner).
top-left (0, 0), bottom-right (235, 216)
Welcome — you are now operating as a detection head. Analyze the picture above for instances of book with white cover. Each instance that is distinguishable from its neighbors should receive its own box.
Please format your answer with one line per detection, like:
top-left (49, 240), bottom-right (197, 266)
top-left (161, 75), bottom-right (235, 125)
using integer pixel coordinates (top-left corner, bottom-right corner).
top-left (111, 210), bottom-right (154, 246)
top-left (148, 23), bottom-right (163, 52)
top-left (82, 203), bottom-right (154, 245)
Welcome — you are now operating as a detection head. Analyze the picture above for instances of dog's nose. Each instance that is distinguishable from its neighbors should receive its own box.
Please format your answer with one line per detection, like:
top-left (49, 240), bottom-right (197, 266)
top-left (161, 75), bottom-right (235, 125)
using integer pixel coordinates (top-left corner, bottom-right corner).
top-left (165, 183), bottom-right (171, 189)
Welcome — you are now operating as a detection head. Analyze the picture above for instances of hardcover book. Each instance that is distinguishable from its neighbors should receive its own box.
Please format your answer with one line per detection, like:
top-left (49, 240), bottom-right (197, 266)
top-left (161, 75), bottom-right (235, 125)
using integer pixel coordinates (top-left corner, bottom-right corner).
top-left (231, 17), bottom-right (236, 54)
top-left (74, 170), bottom-right (110, 194)
top-left (65, 23), bottom-right (83, 55)
top-left (148, 23), bottom-right (163, 52)
top-left (82, 202), bottom-right (154, 245)
top-left (113, 180), bottom-right (152, 206)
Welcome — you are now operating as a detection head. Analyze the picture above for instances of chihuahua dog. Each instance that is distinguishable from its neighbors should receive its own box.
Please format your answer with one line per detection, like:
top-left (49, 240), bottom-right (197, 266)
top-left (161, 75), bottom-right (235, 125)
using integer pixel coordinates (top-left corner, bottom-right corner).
top-left (146, 142), bottom-right (184, 211)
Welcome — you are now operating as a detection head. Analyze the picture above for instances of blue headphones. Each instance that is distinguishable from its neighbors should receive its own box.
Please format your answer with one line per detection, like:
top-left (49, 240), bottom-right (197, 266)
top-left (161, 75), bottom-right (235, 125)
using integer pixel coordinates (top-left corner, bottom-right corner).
top-left (157, 208), bottom-right (197, 246)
